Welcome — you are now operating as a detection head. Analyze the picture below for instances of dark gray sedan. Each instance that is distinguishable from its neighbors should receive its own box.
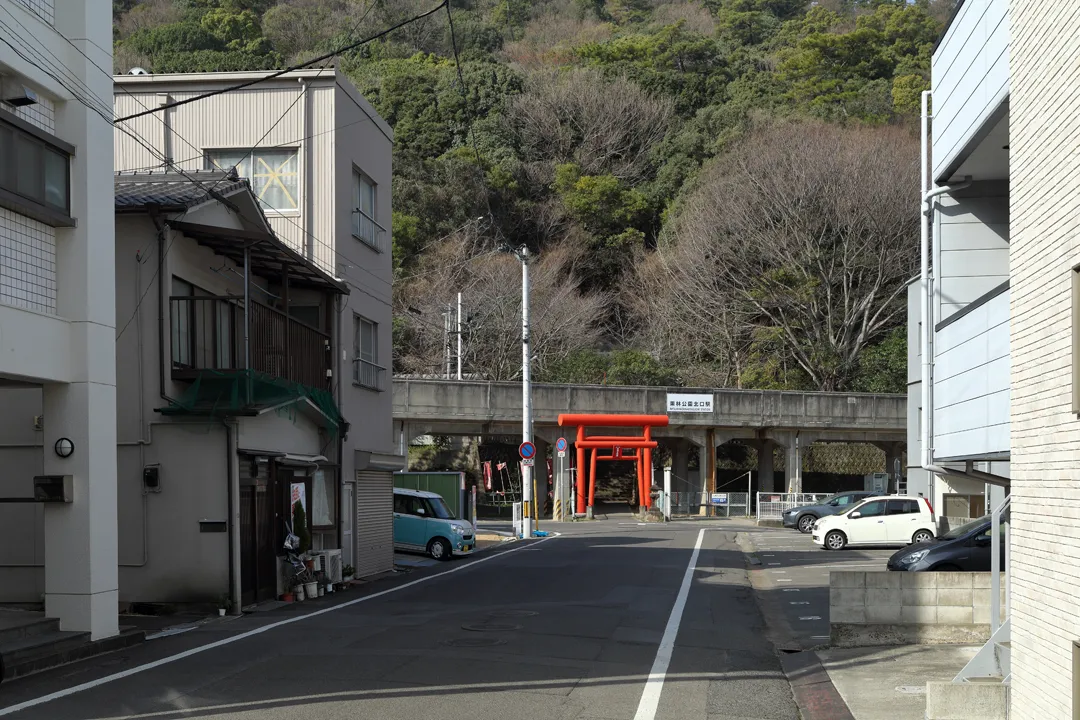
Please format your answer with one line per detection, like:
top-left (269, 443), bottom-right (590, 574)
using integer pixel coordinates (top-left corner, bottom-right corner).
top-left (887, 516), bottom-right (1004, 571)
top-left (782, 491), bottom-right (876, 533)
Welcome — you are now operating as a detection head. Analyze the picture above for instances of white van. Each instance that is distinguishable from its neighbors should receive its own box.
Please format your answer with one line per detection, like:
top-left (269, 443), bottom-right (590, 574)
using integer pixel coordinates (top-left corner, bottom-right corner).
top-left (812, 495), bottom-right (936, 550)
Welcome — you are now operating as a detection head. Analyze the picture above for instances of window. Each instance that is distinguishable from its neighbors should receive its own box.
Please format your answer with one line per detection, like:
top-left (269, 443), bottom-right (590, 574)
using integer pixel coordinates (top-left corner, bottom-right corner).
top-left (310, 469), bottom-right (335, 529)
top-left (943, 493), bottom-right (986, 519)
top-left (0, 111), bottom-right (71, 225)
top-left (352, 169), bottom-right (385, 251)
top-left (353, 316), bottom-right (384, 390)
top-left (207, 148), bottom-right (299, 211)
top-left (1074, 266), bottom-right (1080, 413)
top-left (887, 500), bottom-right (920, 515)
top-left (852, 500), bottom-right (885, 518)
top-left (170, 277), bottom-right (236, 371)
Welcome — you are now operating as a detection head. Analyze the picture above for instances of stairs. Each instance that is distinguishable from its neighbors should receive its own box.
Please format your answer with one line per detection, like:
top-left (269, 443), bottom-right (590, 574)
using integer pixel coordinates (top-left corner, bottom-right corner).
top-left (0, 612), bottom-right (144, 683)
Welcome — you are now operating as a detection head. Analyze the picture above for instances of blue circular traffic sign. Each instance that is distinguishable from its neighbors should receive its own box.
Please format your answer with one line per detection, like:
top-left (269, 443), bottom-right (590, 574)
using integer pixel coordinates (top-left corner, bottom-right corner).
top-left (519, 441), bottom-right (536, 459)
top-left (556, 438), bottom-right (568, 452)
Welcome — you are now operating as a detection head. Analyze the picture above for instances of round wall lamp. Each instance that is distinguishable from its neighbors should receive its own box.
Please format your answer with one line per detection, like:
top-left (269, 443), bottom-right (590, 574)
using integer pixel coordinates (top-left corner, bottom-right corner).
top-left (54, 438), bottom-right (74, 458)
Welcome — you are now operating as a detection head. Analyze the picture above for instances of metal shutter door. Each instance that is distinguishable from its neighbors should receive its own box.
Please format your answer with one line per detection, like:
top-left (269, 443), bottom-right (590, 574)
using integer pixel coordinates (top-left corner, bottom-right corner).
top-left (354, 470), bottom-right (394, 578)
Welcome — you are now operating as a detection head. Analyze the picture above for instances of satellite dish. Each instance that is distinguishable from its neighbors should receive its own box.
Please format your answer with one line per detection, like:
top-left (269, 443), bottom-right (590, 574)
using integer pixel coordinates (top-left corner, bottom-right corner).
top-left (128, 67), bottom-right (149, 75)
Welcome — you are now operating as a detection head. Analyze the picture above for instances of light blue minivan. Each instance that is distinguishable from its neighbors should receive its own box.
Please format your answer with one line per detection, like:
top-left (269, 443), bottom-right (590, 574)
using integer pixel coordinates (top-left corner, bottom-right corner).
top-left (393, 487), bottom-right (475, 560)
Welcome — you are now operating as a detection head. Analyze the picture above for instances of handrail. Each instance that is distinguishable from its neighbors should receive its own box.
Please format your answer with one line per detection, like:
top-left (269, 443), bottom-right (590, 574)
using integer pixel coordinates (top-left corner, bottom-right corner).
top-left (991, 494), bottom-right (1011, 633)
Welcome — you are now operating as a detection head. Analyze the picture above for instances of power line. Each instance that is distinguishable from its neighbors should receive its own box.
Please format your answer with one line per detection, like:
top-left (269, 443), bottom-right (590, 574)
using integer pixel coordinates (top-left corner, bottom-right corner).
top-left (114, 1), bottom-right (448, 124)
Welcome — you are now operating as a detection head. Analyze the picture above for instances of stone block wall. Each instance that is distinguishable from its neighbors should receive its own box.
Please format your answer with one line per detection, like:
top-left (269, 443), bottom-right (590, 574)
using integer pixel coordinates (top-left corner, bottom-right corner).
top-left (830, 571), bottom-right (1006, 647)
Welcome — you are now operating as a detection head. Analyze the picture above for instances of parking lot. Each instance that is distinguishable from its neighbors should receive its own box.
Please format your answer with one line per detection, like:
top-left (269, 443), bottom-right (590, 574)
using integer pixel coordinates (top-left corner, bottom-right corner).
top-left (743, 525), bottom-right (896, 649)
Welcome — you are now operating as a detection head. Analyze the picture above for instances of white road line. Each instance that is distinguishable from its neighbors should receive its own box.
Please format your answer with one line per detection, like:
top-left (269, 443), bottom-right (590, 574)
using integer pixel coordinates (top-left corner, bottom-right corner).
top-left (632, 528), bottom-right (705, 720)
top-left (777, 579), bottom-right (793, 583)
top-left (789, 602), bottom-right (810, 605)
top-left (0, 535), bottom-right (559, 717)
top-left (798, 616), bottom-right (822, 621)
top-left (767, 563), bottom-right (781, 566)
top-left (812, 635), bottom-right (830, 640)
top-left (782, 588), bottom-right (801, 592)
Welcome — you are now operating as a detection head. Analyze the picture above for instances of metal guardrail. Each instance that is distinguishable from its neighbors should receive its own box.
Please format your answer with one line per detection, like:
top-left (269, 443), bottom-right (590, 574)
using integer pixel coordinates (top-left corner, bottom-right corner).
top-left (755, 492), bottom-right (833, 521)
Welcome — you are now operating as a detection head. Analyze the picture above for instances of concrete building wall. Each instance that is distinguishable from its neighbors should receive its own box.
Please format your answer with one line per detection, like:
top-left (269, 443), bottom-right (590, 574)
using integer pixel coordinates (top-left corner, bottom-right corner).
top-left (930, 0), bottom-right (1009, 181)
top-left (933, 288), bottom-right (1010, 461)
top-left (934, 185), bottom-right (1010, 322)
top-left (1008, 1), bottom-right (1080, 716)
top-left (0, 0), bottom-right (119, 638)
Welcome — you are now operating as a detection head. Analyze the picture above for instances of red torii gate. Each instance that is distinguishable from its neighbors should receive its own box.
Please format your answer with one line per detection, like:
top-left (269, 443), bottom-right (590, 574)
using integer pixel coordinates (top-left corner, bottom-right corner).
top-left (557, 414), bottom-right (670, 516)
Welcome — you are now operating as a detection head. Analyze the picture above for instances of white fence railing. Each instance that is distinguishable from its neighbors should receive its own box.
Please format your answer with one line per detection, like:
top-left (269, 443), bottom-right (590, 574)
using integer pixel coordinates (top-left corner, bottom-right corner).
top-left (667, 491), bottom-right (751, 518)
top-left (755, 492), bottom-right (833, 521)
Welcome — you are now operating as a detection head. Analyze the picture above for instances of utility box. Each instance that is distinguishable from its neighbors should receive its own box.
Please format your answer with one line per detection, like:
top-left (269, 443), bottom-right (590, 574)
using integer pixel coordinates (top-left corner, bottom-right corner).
top-left (33, 475), bottom-right (73, 503)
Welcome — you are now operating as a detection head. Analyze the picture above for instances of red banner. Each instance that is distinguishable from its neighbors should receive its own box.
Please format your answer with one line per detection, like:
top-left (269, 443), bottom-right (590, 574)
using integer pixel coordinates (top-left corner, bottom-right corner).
top-left (482, 461), bottom-right (493, 491)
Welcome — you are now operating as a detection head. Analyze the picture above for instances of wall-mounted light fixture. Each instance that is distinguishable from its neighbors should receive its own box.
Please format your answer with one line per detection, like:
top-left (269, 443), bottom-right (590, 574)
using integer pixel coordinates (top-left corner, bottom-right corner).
top-left (54, 438), bottom-right (74, 458)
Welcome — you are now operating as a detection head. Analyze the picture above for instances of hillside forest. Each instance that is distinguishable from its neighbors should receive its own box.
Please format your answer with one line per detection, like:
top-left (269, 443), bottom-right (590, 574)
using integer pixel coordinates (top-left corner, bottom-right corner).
top-left (111, 0), bottom-right (956, 394)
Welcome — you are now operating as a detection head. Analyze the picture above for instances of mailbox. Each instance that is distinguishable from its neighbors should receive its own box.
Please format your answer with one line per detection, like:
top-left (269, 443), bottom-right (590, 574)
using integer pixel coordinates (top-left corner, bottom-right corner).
top-left (33, 475), bottom-right (73, 503)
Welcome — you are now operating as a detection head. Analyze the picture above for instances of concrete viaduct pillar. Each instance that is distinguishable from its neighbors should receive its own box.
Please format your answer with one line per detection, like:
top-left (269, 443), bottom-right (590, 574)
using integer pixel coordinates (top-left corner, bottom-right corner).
top-left (756, 439), bottom-right (777, 494)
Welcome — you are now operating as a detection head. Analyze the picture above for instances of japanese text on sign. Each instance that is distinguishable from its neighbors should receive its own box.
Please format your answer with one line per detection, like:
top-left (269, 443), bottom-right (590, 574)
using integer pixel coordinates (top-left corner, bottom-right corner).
top-left (666, 393), bottom-right (714, 413)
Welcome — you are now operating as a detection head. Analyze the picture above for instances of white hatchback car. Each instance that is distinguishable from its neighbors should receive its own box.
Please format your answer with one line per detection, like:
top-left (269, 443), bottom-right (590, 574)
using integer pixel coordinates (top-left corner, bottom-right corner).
top-left (812, 495), bottom-right (936, 550)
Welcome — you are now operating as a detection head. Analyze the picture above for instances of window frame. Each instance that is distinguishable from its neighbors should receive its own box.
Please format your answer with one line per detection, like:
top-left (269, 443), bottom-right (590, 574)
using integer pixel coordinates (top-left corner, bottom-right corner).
top-left (353, 314), bottom-right (385, 391)
top-left (0, 108), bottom-right (74, 227)
top-left (205, 147), bottom-right (301, 214)
top-left (351, 167), bottom-right (385, 252)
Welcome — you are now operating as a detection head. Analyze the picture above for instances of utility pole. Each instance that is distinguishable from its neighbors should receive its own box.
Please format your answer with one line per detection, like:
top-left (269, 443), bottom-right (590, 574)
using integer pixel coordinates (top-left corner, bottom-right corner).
top-left (519, 246), bottom-right (533, 539)
top-left (443, 304), bottom-right (452, 379)
top-left (456, 292), bottom-right (463, 380)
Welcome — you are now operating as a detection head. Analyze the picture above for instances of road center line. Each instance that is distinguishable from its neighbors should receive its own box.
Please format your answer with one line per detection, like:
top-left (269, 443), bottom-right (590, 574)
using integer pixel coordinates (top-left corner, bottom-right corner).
top-left (632, 528), bottom-right (705, 720)
top-left (0, 534), bottom-right (558, 717)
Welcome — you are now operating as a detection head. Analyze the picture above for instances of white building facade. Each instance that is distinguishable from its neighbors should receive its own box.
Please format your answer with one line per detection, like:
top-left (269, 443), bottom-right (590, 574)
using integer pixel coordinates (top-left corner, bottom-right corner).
top-left (0, 0), bottom-right (118, 638)
top-left (915, 0), bottom-right (1080, 715)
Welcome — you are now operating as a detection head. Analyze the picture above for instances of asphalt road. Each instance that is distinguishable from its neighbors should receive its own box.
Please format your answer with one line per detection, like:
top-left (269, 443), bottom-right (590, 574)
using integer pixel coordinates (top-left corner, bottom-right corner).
top-left (0, 521), bottom-right (799, 720)
top-left (742, 526), bottom-right (896, 650)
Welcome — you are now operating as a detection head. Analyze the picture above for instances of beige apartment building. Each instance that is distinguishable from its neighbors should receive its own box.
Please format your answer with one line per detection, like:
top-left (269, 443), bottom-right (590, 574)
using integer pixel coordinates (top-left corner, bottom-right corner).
top-left (914, 0), bottom-right (1080, 716)
top-left (111, 68), bottom-right (402, 599)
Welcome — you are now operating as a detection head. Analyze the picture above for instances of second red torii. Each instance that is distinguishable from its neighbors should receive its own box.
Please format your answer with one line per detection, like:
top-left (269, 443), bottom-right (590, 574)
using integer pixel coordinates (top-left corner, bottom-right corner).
top-left (557, 413), bottom-right (670, 516)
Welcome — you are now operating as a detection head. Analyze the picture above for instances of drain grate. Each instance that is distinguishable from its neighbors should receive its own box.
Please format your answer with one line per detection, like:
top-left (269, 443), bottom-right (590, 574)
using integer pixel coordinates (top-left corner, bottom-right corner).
top-left (461, 622), bottom-right (523, 632)
top-left (488, 610), bottom-right (538, 618)
top-left (444, 637), bottom-right (506, 648)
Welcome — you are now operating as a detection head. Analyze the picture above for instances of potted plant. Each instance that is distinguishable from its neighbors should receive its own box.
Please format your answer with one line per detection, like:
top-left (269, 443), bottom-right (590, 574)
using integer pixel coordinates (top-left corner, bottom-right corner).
top-left (216, 593), bottom-right (232, 617)
top-left (342, 565), bottom-right (355, 583)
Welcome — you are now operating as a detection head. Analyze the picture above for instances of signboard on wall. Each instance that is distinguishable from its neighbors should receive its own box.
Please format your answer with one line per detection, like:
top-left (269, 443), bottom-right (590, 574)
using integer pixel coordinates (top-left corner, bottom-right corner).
top-left (290, 482), bottom-right (307, 513)
top-left (666, 393), bottom-right (714, 413)
top-left (711, 493), bottom-right (728, 505)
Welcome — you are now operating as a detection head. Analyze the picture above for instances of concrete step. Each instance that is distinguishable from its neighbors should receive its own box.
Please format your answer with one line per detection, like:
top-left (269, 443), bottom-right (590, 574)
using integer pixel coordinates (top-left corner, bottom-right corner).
top-left (0, 626), bottom-right (145, 683)
top-left (995, 640), bottom-right (1011, 676)
top-left (0, 613), bottom-right (59, 645)
top-left (926, 680), bottom-right (1009, 720)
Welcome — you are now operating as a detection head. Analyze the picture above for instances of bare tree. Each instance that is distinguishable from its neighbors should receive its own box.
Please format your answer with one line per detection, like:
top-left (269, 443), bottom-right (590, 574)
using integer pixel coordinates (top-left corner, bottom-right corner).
top-left (395, 237), bottom-right (609, 380)
top-left (646, 119), bottom-right (919, 391)
top-left (505, 68), bottom-right (674, 185)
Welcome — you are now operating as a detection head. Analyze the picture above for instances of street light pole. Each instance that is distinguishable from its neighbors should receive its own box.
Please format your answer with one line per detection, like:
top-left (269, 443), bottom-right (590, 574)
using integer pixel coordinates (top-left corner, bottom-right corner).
top-left (519, 246), bottom-right (533, 539)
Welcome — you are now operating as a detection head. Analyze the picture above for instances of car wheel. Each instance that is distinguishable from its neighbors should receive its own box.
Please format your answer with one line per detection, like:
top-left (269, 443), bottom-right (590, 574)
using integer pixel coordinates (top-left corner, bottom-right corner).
top-left (825, 530), bottom-right (847, 551)
top-left (912, 530), bottom-right (934, 544)
top-left (797, 514), bottom-right (817, 534)
top-left (428, 537), bottom-right (452, 561)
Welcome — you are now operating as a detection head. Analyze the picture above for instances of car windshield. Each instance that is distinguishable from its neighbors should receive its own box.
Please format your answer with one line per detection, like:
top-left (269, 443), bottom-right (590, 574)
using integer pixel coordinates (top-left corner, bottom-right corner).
top-left (940, 515), bottom-right (991, 540)
top-left (426, 497), bottom-right (455, 520)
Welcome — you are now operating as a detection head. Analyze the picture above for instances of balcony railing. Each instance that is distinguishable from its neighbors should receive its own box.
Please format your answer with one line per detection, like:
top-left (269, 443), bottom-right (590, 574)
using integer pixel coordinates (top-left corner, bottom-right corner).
top-left (352, 209), bottom-right (386, 253)
top-left (353, 358), bottom-right (386, 391)
top-left (171, 295), bottom-right (331, 390)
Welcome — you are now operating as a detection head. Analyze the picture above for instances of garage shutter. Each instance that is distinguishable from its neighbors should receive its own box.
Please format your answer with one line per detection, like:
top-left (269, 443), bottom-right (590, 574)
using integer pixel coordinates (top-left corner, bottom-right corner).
top-left (354, 470), bottom-right (394, 578)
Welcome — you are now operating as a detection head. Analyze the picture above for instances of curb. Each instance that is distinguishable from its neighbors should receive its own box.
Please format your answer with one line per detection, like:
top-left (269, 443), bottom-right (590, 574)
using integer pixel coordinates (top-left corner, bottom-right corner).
top-left (778, 651), bottom-right (855, 720)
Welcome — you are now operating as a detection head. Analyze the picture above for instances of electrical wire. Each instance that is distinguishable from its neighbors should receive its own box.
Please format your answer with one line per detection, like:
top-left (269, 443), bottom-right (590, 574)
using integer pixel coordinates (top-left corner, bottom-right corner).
top-left (114, 1), bottom-right (448, 124)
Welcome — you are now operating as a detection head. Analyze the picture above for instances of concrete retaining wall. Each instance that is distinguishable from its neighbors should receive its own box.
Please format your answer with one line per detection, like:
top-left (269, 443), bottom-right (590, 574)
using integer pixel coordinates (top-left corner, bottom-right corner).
top-left (830, 571), bottom-right (1006, 647)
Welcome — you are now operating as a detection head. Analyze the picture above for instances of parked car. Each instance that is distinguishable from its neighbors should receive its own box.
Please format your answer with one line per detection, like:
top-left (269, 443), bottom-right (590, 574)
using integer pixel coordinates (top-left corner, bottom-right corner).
top-left (782, 490), bottom-right (876, 533)
top-left (886, 515), bottom-right (1004, 571)
top-left (812, 495), bottom-right (936, 550)
top-left (393, 488), bottom-right (475, 560)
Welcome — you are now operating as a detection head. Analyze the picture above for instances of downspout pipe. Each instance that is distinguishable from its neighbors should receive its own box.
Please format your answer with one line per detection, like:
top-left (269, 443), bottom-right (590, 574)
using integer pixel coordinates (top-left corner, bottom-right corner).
top-left (919, 90), bottom-right (972, 476)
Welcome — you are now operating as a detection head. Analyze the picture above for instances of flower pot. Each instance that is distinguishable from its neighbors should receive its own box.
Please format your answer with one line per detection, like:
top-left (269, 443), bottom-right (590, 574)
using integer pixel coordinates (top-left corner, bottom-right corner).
top-left (218, 608), bottom-right (226, 617)
top-left (304, 581), bottom-right (318, 599)
top-left (326, 583), bottom-right (334, 594)
top-left (318, 587), bottom-right (325, 597)
top-left (282, 593), bottom-right (295, 602)
top-left (296, 586), bottom-right (305, 601)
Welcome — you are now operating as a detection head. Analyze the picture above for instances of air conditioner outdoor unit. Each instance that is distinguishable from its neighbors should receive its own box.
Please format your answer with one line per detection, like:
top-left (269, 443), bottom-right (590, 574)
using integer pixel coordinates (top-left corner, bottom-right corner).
top-left (313, 549), bottom-right (342, 583)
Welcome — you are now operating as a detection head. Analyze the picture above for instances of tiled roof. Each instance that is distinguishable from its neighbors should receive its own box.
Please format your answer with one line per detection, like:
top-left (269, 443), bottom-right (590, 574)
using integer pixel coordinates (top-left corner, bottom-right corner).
top-left (114, 170), bottom-right (249, 210)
